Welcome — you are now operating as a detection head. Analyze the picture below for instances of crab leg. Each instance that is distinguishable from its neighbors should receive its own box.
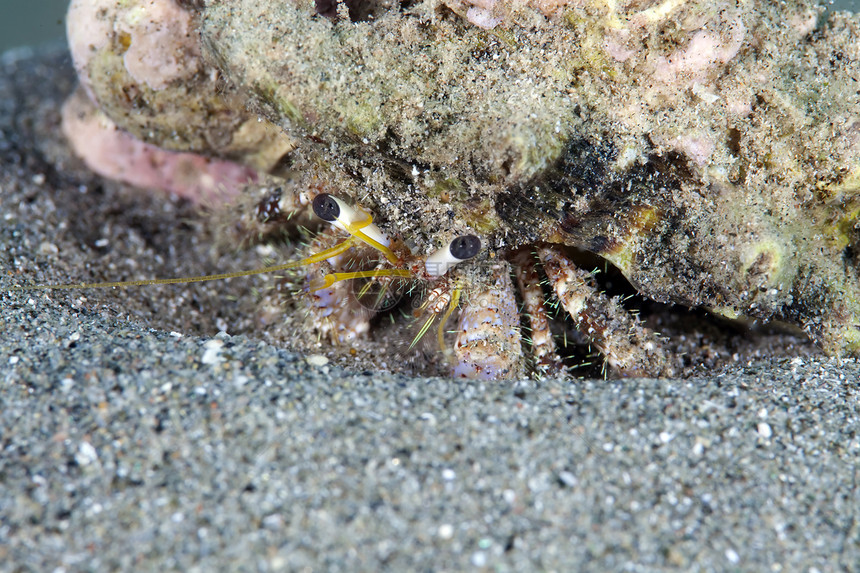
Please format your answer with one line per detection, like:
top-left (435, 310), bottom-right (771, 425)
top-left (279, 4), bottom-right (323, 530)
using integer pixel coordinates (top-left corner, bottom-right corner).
top-left (453, 262), bottom-right (524, 380)
top-left (537, 246), bottom-right (676, 378)
top-left (510, 249), bottom-right (564, 375)
top-left (305, 228), bottom-right (377, 344)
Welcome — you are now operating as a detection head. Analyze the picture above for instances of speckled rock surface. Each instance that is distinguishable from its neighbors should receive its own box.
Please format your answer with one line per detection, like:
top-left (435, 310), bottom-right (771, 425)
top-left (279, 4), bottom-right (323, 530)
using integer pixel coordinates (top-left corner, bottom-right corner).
top-left (2, 46), bottom-right (859, 571)
top-left (200, 0), bottom-right (860, 360)
top-left (63, 0), bottom-right (860, 375)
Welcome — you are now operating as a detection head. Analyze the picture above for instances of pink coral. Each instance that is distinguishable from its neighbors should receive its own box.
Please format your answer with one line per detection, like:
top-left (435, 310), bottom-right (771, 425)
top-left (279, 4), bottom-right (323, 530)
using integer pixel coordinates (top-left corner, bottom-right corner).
top-left (62, 90), bottom-right (255, 205)
top-left (63, 0), bottom-right (268, 204)
top-left (67, 0), bottom-right (202, 95)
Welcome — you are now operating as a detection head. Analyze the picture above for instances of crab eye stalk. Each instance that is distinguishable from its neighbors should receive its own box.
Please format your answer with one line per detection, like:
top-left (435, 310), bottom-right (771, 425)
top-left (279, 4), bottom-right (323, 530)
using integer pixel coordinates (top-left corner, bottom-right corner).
top-left (425, 234), bottom-right (482, 277)
top-left (311, 193), bottom-right (395, 263)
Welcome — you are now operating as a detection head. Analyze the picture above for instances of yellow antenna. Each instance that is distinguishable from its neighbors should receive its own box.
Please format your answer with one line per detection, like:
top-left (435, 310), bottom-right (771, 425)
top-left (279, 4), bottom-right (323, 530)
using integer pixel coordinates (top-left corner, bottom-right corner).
top-left (12, 236), bottom-right (361, 292)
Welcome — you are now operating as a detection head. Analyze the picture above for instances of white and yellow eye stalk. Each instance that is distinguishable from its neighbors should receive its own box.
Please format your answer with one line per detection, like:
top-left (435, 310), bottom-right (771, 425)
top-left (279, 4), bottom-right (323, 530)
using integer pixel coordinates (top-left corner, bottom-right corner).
top-left (13, 193), bottom-right (401, 292)
top-left (424, 235), bottom-right (482, 278)
top-left (312, 193), bottom-right (397, 264)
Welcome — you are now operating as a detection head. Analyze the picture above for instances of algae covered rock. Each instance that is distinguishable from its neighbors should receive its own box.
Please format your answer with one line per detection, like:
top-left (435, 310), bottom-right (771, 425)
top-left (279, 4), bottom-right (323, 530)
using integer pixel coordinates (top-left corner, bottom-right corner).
top-left (199, 0), bottom-right (860, 357)
top-left (66, 0), bottom-right (860, 368)
top-left (66, 0), bottom-right (293, 169)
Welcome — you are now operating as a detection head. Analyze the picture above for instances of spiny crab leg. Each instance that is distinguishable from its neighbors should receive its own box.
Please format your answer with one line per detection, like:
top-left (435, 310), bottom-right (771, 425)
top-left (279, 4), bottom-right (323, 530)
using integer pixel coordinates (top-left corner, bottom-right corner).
top-left (305, 227), bottom-right (377, 344)
top-left (510, 249), bottom-right (563, 375)
top-left (537, 246), bottom-right (677, 378)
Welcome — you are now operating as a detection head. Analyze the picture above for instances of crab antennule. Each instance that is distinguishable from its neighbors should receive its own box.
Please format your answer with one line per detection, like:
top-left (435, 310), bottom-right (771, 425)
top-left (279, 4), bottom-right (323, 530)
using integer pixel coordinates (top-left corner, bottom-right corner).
top-left (436, 286), bottom-right (462, 355)
top-left (312, 193), bottom-right (399, 264)
top-left (297, 235), bottom-right (358, 265)
top-left (424, 235), bottom-right (481, 277)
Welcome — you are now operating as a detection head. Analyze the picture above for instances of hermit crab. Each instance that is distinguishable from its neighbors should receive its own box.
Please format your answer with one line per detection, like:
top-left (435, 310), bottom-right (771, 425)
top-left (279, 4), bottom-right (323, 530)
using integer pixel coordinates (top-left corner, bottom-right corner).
top-left (276, 191), bottom-right (675, 379)
top-left (49, 0), bottom-right (860, 379)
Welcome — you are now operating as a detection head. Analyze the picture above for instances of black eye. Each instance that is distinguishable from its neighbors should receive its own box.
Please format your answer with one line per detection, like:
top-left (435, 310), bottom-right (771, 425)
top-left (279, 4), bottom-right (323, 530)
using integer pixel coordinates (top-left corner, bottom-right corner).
top-left (313, 194), bottom-right (340, 222)
top-left (449, 235), bottom-right (481, 260)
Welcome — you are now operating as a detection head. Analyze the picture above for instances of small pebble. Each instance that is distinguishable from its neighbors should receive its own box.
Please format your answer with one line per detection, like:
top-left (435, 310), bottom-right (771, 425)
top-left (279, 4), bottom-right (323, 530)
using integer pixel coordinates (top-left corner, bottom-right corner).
top-left (558, 471), bottom-right (578, 488)
top-left (38, 241), bottom-right (58, 256)
top-left (201, 339), bottom-right (224, 365)
top-left (471, 552), bottom-right (487, 567)
top-left (75, 442), bottom-right (98, 466)
top-left (262, 514), bottom-right (284, 530)
top-left (725, 548), bottom-right (740, 564)
top-left (306, 354), bottom-right (329, 367)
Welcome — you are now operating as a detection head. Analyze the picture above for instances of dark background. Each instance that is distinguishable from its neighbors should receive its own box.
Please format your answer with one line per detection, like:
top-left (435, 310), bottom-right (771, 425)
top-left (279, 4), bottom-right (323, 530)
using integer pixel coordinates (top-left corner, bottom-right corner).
top-left (0, 0), bottom-right (858, 54)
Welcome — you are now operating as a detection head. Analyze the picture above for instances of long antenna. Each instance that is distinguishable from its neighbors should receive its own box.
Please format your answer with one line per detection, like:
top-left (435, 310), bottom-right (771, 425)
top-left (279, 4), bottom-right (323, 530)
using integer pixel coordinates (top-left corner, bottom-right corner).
top-left (11, 236), bottom-right (365, 291)
top-left (10, 261), bottom-right (309, 291)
